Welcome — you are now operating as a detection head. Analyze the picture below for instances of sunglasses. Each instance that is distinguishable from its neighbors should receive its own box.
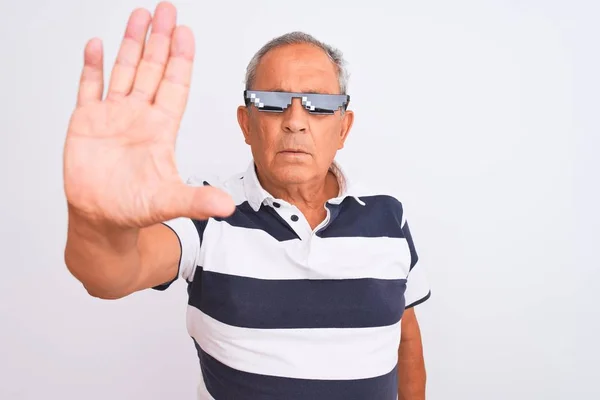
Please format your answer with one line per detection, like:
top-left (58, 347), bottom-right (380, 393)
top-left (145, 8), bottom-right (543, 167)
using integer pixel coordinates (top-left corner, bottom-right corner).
top-left (244, 90), bottom-right (350, 115)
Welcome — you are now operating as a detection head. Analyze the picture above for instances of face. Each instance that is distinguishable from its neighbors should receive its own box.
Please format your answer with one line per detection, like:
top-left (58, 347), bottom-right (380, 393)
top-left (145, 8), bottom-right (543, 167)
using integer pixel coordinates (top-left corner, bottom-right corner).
top-left (237, 43), bottom-right (354, 186)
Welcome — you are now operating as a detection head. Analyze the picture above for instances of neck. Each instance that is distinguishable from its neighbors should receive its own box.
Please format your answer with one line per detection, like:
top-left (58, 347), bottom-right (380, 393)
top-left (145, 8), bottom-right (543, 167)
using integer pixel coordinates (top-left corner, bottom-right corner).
top-left (256, 166), bottom-right (339, 228)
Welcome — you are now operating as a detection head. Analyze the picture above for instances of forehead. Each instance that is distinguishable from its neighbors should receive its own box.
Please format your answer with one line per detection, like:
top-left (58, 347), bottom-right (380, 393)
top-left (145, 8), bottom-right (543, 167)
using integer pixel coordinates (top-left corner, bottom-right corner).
top-left (252, 43), bottom-right (341, 94)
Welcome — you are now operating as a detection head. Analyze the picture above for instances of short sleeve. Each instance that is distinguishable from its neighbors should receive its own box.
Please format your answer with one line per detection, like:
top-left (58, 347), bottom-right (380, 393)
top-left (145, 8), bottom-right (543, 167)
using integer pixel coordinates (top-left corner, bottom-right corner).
top-left (152, 217), bottom-right (201, 291)
top-left (401, 216), bottom-right (431, 309)
top-left (153, 176), bottom-right (208, 291)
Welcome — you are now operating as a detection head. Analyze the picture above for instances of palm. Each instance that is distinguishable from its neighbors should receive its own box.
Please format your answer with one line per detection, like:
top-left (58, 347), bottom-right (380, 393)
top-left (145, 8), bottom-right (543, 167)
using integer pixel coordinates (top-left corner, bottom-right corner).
top-left (66, 99), bottom-right (179, 226)
top-left (64, 2), bottom-right (234, 228)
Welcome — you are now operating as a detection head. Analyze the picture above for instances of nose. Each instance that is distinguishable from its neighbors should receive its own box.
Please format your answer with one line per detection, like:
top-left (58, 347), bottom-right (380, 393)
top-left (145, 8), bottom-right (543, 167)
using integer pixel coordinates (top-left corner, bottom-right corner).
top-left (282, 98), bottom-right (308, 133)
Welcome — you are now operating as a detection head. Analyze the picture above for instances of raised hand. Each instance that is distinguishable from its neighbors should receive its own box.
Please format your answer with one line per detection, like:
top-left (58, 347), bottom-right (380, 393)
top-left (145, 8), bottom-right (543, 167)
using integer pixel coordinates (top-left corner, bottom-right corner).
top-left (63, 2), bottom-right (235, 229)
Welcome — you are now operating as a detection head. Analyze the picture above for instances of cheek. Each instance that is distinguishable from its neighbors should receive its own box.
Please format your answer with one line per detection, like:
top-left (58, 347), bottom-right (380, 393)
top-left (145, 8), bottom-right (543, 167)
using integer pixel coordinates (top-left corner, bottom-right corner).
top-left (314, 120), bottom-right (343, 146)
top-left (251, 117), bottom-right (280, 151)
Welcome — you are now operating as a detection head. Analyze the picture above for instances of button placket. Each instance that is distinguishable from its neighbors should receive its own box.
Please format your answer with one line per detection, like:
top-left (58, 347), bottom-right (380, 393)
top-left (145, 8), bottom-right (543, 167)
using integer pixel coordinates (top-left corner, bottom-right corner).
top-left (273, 202), bottom-right (311, 240)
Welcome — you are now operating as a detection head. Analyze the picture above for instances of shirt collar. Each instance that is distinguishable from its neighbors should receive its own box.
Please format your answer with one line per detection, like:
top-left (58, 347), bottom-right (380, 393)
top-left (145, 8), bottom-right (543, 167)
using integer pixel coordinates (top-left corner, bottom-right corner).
top-left (243, 160), bottom-right (366, 212)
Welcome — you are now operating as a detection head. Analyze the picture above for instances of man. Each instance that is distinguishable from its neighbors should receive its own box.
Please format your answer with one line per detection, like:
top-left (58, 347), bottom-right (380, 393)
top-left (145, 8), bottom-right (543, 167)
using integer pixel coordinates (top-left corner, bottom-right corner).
top-left (63, 2), bottom-right (431, 399)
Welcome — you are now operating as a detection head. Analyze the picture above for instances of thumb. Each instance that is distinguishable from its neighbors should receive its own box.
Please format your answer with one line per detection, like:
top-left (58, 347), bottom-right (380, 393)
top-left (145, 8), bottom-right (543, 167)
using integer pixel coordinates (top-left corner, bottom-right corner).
top-left (173, 184), bottom-right (236, 220)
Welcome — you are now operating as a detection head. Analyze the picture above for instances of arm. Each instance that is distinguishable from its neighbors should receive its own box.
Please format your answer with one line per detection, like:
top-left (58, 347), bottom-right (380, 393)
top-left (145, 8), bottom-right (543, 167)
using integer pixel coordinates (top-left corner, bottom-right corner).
top-left (64, 206), bottom-right (180, 300)
top-left (397, 307), bottom-right (426, 400)
top-left (62, 4), bottom-right (234, 300)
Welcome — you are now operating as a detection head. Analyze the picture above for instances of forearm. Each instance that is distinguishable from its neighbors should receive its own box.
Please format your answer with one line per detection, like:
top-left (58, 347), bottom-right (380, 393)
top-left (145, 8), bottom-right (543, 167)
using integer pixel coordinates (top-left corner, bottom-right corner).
top-left (64, 206), bottom-right (142, 299)
top-left (397, 337), bottom-right (426, 400)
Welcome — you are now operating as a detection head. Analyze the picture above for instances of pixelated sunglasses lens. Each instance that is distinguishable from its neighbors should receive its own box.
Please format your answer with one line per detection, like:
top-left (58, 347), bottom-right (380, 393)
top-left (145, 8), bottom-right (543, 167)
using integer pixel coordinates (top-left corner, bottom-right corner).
top-left (301, 94), bottom-right (349, 114)
top-left (245, 91), bottom-right (348, 114)
top-left (247, 92), bottom-right (288, 112)
top-left (300, 96), bottom-right (335, 114)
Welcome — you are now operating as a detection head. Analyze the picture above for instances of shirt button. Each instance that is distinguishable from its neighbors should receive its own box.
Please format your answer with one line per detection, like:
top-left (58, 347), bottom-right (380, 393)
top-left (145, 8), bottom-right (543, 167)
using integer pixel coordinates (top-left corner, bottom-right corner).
top-left (290, 215), bottom-right (299, 222)
top-left (273, 202), bottom-right (281, 208)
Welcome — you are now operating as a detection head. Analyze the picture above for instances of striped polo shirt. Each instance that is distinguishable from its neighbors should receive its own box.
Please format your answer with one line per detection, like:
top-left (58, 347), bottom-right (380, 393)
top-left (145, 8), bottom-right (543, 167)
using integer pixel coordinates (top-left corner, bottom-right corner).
top-left (158, 160), bottom-right (431, 400)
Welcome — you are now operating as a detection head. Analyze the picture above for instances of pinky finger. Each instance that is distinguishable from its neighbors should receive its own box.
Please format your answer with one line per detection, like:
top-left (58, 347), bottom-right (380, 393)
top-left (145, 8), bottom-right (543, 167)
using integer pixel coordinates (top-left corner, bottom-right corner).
top-left (77, 38), bottom-right (104, 107)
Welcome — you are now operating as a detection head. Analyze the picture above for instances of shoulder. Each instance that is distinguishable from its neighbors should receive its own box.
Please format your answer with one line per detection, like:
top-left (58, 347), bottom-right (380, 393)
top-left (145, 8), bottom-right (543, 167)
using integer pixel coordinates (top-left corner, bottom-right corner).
top-left (348, 179), bottom-right (408, 223)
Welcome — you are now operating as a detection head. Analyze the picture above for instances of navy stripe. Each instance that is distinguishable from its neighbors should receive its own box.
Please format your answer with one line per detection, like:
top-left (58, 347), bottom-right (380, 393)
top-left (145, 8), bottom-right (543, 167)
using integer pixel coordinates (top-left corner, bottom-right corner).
top-left (401, 222), bottom-right (419, 270)
top-left (189, 269), bottom-right (406, 329)
top-left (319, 196), bottom-right (419, 270)
top-left (195, 341), bottom-right (398, 400)
top-left (318, 195), bottom-right (405, 238)
top-left (214, 201), bottom-right (300, 242)
top-left (186, 262), bottom-right (203, 298)
top-left (192, 218), bottom-right (209, 240)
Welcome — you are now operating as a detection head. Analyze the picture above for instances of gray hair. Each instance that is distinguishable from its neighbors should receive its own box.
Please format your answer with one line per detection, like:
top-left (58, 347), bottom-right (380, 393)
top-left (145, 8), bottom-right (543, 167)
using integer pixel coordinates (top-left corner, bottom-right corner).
top-left (244, 31), bottom-right (349, 94)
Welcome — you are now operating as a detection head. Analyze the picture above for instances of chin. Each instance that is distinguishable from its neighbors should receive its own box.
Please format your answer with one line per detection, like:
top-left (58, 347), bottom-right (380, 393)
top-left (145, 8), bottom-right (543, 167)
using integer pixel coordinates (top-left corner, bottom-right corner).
top-left (272, 163), bottom-right (313, 184)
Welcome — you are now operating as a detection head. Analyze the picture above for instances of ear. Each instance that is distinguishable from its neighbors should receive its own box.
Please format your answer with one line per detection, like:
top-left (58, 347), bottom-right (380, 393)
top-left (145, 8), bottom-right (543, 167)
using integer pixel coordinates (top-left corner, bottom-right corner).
top-left (337, 110), bottom-right (354, 150)
top-left (237, 105), bottom-right (251, 145)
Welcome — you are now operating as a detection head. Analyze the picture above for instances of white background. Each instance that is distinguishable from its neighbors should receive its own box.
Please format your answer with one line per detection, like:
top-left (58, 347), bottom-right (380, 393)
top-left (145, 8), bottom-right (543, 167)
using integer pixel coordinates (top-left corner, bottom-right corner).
top-left (0, 0), bottom-right (597, 399)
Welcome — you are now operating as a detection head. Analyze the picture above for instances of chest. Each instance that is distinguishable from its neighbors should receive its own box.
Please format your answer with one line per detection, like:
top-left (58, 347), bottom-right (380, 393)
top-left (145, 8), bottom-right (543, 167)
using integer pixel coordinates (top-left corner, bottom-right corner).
top-left (191, 207), bottom-right (412, 330)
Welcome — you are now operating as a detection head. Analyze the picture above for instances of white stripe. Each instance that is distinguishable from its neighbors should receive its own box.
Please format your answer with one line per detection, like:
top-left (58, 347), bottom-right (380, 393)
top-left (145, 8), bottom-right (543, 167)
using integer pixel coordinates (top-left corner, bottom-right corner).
top-left (200, 221), bottom-right (411, 280)
top-left (187, 306), bottom-right (401, 380)
top-left (404, 261), bottom-right (430, 306)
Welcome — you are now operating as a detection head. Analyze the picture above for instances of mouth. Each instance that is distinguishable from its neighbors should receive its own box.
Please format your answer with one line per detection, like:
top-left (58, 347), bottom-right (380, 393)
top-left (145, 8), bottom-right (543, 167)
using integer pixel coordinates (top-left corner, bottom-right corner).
top-left (279, 149), bottom-right (309, 155)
